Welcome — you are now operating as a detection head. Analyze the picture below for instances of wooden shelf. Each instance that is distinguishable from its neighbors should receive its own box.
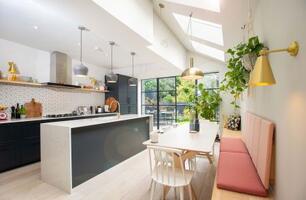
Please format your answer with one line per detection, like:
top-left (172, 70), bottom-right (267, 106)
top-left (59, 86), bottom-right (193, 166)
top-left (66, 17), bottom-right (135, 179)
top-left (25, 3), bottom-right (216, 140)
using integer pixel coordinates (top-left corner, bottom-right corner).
top-left (0, 79), bottom-right (109, 93)
top-left (0, 79), bottom-right (42, 87)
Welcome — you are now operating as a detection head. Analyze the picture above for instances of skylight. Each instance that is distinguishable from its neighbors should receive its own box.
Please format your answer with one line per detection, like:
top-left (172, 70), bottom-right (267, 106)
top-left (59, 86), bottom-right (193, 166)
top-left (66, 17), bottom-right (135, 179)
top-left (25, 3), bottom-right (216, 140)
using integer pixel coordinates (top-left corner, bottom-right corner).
top-left (191, 40), bottom-right (224, 61)
top-left (165, 0), bottom-right (220, 13)
top-left (173, 13), bottom-right (224, 46)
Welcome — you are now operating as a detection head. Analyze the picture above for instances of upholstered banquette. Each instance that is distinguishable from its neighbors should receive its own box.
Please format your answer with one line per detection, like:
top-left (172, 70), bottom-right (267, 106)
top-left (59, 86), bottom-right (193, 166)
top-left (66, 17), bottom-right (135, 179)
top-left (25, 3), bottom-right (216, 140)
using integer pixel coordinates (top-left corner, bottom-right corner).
top-left (216, 112), bottom-right (274, 197)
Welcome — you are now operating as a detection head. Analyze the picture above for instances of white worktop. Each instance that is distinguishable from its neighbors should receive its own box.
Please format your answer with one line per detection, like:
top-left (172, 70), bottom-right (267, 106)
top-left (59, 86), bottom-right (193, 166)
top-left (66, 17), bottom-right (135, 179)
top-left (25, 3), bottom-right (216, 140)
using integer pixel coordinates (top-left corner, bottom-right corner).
top-left (42, 114), bottom-right (151, 129)
top-left (0, 113), bottom-right (117, 125)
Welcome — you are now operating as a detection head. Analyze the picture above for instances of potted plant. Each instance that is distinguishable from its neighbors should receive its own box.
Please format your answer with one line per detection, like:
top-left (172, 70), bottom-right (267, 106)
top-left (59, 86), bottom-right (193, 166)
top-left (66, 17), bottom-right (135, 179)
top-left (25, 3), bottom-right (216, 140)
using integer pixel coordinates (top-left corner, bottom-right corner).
top-left (220, 36), bottom-right (263, 130)
top-left (220, 36), bottom-right (264, 111)
top-left (182, 82), bottom-right (222, 132)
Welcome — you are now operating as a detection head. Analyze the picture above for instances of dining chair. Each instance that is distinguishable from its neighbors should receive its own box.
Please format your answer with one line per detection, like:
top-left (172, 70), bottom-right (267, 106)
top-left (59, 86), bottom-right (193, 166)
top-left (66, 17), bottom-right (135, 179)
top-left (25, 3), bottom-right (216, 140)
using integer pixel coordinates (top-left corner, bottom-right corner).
top-left (147, 145), bottom-right (196, 200)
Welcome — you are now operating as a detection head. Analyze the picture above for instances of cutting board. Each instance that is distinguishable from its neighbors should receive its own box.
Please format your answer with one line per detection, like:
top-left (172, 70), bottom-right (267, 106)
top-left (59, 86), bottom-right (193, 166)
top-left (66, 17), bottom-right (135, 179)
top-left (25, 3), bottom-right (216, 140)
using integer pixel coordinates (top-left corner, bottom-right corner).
top-left (25, 98), bottom-right (42, 118)
top-left (105, 97), bottom-right (118, 112)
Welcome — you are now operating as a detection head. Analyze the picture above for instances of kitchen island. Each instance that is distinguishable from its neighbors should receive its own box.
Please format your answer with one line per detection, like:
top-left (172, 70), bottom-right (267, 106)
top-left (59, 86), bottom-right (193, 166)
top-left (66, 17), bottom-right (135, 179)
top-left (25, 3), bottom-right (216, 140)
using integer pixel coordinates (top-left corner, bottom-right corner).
top-left (40, 114), bottom-right (152, 193)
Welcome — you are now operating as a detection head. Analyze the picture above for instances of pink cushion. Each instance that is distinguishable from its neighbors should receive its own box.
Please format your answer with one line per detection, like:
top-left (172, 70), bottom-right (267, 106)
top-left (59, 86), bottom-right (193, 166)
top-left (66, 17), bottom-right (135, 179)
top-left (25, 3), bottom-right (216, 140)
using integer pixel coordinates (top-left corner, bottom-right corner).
top-left (256, 119), bottom-right (274, 189)
top-left (220, 137), bottom-right (248, 153)
top-left (217, 152), bottom-right (268, 197)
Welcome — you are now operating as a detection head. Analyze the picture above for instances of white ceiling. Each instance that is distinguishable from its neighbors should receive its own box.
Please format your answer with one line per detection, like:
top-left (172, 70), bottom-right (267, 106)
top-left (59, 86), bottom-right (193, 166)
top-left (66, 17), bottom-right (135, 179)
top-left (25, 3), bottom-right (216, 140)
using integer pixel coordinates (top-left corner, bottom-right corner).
top-left (153, 0), bottom-right (249, 62)
top-left (0, 0), bottom-right (160, 69)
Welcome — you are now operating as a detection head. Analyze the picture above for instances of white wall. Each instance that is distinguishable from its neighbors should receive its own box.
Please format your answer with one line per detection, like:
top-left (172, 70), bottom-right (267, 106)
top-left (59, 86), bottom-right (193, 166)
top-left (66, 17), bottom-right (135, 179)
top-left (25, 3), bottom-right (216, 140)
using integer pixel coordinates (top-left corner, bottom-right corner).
top-left (0, 38), bottom-right (50, 82)
top-left (0, 38), bottom-right (108, 114)
top-left (241, 0), bottom-right (306, 199)
top-left (91, 0), bottom-right (154, 43)
top-left (148, 13), bottom-right (187, 71)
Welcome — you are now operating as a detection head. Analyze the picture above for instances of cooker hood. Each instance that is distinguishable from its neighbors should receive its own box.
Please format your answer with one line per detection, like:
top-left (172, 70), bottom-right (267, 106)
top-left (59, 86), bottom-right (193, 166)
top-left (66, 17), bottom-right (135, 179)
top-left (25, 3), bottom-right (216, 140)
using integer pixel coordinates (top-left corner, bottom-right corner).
top-left (42, 51), bottom-right (81, 88)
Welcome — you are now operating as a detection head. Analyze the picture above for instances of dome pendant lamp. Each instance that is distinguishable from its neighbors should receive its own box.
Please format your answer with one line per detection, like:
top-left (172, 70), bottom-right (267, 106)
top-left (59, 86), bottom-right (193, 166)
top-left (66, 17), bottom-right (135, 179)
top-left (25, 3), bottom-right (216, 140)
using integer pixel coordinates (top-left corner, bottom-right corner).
top-left (106, 41), bottom-right (118, 83)
top-left (181, 13), bottom-right (204, 80)
top-left (128, 52), bottom-right (137, 87)
top-left (181, 57), bottom-right (204, 80)
top-left (74, 26), bottom-right (89, 77)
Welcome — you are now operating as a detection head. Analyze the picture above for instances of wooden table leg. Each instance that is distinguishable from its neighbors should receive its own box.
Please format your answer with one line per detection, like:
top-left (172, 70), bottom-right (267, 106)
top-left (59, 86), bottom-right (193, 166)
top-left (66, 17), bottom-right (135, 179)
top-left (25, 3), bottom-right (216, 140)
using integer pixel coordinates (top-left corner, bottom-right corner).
top-left (163, 186), bottom-right (171, 200)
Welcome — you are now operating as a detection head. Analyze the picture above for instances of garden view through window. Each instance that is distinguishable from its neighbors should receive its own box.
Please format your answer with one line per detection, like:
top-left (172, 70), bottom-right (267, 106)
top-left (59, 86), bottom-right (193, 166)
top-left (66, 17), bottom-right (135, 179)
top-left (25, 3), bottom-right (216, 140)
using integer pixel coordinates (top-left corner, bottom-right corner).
top-left (141, 72), bottom-right (219, 129)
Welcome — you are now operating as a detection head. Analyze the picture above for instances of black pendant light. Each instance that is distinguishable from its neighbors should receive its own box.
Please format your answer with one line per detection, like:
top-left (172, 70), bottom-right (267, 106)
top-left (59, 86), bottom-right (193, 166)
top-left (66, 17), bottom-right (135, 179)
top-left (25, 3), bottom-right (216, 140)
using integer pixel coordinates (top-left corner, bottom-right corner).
top-left (74, 26), bottom-right (89, 77)
top-left (181, 13), bottom-right (204, 80)
top-left (128, 52), bottom-right (137, 87)
top-left (106, 41), bottom-right (118, 83)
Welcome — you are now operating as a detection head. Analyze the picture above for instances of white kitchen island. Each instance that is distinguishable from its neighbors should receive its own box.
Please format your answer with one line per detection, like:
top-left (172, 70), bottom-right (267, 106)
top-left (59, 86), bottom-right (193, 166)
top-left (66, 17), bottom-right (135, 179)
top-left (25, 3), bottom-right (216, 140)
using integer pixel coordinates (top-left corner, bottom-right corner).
top-left (40, 114), bottom-right (153, 193)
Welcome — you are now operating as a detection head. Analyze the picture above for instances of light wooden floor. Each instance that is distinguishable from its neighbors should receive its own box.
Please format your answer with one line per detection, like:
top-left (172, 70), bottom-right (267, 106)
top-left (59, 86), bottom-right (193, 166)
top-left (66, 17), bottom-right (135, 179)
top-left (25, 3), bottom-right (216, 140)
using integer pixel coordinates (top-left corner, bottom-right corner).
top-left (0, 146), bottom-right (219, 200)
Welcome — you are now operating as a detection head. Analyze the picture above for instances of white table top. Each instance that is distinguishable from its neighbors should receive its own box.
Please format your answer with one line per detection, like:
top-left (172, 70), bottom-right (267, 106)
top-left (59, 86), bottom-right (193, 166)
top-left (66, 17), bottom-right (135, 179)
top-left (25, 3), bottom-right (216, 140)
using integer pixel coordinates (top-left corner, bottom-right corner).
top-left (143, 121), bottom-right (219, 153)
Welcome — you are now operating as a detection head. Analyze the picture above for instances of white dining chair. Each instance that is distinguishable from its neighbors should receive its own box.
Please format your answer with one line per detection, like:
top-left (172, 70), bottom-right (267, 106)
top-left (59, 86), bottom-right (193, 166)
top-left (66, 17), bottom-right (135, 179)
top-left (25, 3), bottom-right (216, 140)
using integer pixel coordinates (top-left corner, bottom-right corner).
top-left (147, 145), bottom-right (196, 200)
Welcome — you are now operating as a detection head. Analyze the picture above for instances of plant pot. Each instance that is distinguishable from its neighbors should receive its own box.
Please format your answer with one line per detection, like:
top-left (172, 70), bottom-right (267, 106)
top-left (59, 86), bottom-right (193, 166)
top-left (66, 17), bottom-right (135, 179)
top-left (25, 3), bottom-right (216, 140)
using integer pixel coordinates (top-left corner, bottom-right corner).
top-left (242, 52), bottom-right (257, 71)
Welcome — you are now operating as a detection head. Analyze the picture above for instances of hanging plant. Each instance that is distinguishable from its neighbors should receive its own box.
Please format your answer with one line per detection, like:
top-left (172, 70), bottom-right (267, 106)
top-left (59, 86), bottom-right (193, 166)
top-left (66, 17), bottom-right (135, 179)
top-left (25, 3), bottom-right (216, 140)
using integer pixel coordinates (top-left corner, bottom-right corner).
top-left (220, 36), bottom-right (264, 111)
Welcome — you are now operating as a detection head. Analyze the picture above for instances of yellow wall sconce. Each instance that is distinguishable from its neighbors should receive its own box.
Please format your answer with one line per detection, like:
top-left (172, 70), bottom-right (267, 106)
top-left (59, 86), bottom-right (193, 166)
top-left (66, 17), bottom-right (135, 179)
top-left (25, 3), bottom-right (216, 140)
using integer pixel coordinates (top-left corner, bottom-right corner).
top-left (249, 41), bottom-right (299, 87)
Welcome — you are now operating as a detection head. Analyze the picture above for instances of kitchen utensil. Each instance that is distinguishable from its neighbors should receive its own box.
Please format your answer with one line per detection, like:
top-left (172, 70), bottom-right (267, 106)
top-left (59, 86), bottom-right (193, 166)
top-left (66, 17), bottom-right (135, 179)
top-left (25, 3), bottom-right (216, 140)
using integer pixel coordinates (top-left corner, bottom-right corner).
top-left (24, 98), bottom-right (42, 118)
top-left (104, 105), bottom-right (109, 112)
top-left (105, 97), bottom-right (118, 112)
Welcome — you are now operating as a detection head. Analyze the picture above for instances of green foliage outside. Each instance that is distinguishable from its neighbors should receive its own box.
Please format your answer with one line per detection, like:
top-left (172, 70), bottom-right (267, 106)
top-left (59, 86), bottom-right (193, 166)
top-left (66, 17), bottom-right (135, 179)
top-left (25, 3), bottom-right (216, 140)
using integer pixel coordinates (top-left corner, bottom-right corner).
top-left (220, 36), bottom-right (264, 111)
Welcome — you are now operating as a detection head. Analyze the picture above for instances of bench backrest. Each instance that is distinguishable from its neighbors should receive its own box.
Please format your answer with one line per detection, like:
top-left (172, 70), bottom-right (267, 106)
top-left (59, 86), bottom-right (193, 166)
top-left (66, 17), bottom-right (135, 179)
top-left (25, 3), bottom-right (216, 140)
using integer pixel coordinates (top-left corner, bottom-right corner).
top-left (242, 112), bottom-right (274, 189)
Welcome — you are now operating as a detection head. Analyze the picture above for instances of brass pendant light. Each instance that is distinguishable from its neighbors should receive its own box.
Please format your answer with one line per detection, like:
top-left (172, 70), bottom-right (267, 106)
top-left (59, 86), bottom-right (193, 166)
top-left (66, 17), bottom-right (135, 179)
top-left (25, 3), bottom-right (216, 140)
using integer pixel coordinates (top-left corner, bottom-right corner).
top-left (128, 52), bottom-right (137, 87)
top-left (106, 41), bottom-right (118, 83)
top-left (181, 13), bottom-right (204, 80)
top-left (249, 41), bottom-right (299, 87)
top-left (181, 57), bottom-right (204, 80)
top-left (74, 26), bottom-right (89, 77)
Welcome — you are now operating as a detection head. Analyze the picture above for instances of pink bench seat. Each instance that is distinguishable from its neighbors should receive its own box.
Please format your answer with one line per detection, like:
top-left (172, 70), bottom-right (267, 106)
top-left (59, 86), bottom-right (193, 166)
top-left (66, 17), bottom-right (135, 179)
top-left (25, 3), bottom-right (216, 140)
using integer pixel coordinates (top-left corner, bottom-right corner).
top-left (216, 112), bottom-right (274, 197)
top-left (220, 137), bottom-right (248, 153)
top-left (217, 152), bottom-right (268, 197)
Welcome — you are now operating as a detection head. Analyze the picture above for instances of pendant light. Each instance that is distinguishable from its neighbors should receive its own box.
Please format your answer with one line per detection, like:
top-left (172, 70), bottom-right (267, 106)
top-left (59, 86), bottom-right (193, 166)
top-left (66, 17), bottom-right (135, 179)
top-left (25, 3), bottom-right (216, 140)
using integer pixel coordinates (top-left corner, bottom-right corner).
top-left (74, 26), bottom-right (89, 77)
top-left (106, 41), bottom-right (118, 83)
top-left (128, 52), bottom-right (137, 87)
top-left (181, 13), bottom-right (204, 80)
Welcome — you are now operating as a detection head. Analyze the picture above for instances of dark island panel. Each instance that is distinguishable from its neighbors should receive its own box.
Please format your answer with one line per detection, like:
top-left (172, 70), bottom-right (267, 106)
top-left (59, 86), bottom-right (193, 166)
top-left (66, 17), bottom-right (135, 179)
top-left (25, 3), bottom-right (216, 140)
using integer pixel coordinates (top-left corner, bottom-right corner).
top-left (71, 117), bottom-right (150, 187)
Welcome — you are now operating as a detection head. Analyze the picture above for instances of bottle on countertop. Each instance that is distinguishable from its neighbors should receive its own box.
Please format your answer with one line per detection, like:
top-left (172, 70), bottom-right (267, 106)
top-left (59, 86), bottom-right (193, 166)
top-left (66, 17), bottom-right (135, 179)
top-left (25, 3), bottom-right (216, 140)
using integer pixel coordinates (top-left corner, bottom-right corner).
top-left (16, 103), bottom-right (20, 119)
top-left (11, 106), bottom-right (16, 119)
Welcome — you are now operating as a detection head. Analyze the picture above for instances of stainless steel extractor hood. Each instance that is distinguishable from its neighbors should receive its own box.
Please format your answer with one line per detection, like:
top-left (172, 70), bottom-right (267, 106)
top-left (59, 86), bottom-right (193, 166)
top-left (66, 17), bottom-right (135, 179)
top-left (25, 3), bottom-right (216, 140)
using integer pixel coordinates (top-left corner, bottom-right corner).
top-left (42, 51), bottom-right (81, 88)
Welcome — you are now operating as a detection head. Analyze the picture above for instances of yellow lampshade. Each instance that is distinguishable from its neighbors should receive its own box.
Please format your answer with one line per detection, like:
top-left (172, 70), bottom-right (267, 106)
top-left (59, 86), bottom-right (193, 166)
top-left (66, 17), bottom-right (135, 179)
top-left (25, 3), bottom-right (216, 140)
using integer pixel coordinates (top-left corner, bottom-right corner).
top-left (181, 57), bottom-right (204, 80)
top-left (249, 54), bottom-right (276, 87)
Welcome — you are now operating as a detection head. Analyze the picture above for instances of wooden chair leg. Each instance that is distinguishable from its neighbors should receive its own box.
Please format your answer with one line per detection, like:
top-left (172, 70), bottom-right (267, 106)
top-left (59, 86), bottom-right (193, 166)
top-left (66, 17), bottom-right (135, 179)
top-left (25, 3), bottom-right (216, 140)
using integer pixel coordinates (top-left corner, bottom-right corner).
top-left (191, 185), bottom-right (197, 200)
top-left (174, 187), bottom-right (177, 200)
top-left (150, 181), bottom-right (156, 200)
top-left (180, 186), bottom-right (184, 200)
top-left (188, 184), bottom-right (193, 200)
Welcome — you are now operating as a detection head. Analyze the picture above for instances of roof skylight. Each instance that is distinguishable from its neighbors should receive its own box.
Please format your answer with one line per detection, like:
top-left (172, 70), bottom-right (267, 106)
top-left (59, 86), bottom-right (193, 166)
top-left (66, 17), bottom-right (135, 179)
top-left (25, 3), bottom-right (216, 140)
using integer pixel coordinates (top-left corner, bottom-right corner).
top-left (165, 0), bottom-right (220, 12)
top-left (191, 40), bottom-right (224, 61)
top-left (173, 13), bottom-right (224, 46)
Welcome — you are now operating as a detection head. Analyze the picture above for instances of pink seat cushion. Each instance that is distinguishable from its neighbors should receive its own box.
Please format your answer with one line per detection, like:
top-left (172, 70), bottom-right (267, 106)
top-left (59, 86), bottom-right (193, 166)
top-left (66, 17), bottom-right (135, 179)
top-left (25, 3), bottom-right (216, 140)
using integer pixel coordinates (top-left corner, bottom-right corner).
top-left (220, 137), bottom-right (248, 153)
top-left (217, 152), bottom-right (268, 197)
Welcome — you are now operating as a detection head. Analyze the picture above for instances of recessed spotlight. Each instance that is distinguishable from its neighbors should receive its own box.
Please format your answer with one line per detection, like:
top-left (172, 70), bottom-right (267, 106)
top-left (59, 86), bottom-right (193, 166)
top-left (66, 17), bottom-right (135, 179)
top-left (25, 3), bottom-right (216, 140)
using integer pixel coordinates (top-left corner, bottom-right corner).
top-left (33, 26), bottom-right (38, 30)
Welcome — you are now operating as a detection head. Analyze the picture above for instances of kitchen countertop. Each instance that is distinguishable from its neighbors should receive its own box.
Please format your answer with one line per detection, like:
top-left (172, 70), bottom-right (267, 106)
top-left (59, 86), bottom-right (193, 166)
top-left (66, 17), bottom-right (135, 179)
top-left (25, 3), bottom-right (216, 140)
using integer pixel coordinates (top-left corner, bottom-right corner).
top-left (0, 112), bottom-right (117, 125)
top-left (42, 114), bottom-right (151, 129)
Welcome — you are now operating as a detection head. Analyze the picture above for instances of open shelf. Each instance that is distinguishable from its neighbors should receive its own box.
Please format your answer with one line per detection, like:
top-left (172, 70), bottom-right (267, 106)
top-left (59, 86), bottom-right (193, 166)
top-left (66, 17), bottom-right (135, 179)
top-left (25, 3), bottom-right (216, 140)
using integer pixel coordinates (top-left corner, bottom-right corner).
top-left (0, 79), bottom-right (109, 93)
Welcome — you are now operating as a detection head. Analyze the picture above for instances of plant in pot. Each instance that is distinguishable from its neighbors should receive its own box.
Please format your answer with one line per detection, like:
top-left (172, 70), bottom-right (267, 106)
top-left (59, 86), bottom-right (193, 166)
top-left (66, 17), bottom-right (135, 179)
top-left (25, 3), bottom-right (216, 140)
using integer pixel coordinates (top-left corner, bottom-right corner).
top-left (181, 82), bottom-right (222, 132)
top-left (220, 36), bottom-right (264, 130)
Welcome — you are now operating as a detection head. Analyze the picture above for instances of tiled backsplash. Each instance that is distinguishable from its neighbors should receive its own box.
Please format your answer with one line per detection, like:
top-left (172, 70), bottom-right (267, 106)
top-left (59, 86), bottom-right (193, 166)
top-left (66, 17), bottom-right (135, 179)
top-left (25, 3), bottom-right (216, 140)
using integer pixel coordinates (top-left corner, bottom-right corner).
top-left (0, 85), bottom-right (104, 115)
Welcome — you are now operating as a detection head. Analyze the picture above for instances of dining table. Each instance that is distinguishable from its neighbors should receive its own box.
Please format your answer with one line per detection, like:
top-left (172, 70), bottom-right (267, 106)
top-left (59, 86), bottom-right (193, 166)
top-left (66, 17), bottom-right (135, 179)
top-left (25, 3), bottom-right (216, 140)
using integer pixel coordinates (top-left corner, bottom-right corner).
top-left (143, 120), bottom-right (220, 199)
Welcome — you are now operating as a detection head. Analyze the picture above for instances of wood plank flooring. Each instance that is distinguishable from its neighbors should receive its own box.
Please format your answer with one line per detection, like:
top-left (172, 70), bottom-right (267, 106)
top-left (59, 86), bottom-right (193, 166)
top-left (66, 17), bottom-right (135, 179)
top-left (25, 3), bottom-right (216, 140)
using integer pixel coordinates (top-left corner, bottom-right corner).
top-left (0, 146), bottom-right (219, 200)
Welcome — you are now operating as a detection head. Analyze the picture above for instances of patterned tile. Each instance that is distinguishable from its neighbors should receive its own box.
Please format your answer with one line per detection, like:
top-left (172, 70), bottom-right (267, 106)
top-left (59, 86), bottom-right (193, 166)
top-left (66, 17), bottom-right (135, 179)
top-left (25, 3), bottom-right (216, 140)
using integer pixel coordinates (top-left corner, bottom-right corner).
top-left (0, 85), bottom-right (104, 115)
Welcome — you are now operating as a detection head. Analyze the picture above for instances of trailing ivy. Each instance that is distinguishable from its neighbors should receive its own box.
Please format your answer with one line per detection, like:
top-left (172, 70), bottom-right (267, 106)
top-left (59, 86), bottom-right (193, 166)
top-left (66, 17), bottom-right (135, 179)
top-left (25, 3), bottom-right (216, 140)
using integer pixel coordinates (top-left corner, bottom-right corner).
top-left (220, 36), bottom-right (264, 111)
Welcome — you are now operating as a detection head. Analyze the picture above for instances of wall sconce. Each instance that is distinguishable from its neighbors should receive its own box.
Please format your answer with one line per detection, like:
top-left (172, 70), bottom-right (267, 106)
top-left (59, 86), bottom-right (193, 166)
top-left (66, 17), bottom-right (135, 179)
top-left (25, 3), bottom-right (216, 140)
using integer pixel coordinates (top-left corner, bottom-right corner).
top-left (249, 41), bottom-right (299, 87)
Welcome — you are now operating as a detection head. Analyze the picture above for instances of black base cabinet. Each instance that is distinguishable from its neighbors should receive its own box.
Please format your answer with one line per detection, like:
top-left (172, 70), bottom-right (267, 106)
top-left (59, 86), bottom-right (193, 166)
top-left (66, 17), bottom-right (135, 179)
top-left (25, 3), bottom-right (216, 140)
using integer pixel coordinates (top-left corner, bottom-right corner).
top-left (0, 122), bottom-right (40, 172)
top-left (0, 114), bottom-right (116, 173)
